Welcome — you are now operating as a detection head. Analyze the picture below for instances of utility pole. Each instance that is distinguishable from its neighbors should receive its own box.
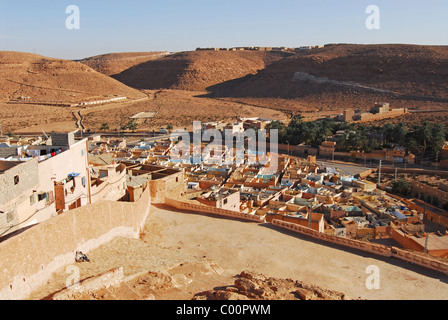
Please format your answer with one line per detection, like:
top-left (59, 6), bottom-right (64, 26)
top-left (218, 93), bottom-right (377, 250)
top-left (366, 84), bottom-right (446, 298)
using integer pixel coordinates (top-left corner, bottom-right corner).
top-left (436, 151), bottom-right (440, 171)
top-left (424, 202), bottom-right (429, 254)
top-left (308, 202), bottom-right (313, 229)
top-left (378, 160), bottom-right (382, 187)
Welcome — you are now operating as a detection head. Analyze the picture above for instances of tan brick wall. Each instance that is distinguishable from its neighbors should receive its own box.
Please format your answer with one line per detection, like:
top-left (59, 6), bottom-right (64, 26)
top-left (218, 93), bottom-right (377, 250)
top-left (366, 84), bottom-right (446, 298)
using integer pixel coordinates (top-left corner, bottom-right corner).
top-left (273, 220), bottom-right (448, 275)
top-left (165, 198), bottom-right (264, 223)
top-left (0, 185), bottom-right (151, 300)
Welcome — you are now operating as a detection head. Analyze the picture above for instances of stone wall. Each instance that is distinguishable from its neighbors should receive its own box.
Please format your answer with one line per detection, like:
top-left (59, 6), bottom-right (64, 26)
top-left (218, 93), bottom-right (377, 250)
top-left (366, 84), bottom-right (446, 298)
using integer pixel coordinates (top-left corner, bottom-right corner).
top-left (90, 164), bottom-right (127, 203)
top-left (165, 198), bottom-right (264, 223)
top-left (0, 184), bottom-right (151, 300)
top-left (0, 159), bottom-right (39, 207)
top-left (272, 219), bottom-right (448, 275)
top-left (272, 219), bottom-right (392, 257)
top-left (149, 171), bottom-right (185, 204)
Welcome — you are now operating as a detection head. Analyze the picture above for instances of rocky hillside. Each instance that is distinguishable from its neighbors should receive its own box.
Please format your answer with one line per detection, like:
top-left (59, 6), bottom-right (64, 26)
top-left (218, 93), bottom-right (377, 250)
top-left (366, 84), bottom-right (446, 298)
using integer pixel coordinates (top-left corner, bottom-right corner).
top-left (79, 52), bottom-right (169, 76)
top-left (207, 44), bottom-right (448, 112)
top-left (0, 51), bottom-right (146, 102)
top-left (113, 50), bottom-right (293, 91)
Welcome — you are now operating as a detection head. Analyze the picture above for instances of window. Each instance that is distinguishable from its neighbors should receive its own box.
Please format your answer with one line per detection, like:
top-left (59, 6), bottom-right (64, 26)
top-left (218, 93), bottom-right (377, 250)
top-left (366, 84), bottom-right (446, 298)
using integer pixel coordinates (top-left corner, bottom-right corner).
top-left (81, 176), bottom-right (86, 187)
top-left (13, 175), bottom-right (19, 185)
top-left (6, 210), bottom-right (16, 223)
top-left (223, 199), bottom-right (228, 205)
top-left (38, 193), bottom-right (49, 202)
top-left (30, 194), bottom-right (36, 205)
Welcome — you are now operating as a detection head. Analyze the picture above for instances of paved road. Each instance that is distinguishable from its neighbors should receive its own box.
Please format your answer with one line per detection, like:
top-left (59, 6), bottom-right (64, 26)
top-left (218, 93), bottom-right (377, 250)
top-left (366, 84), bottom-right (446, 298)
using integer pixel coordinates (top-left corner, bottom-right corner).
top-left (318, 161), bottom-right (372, 176)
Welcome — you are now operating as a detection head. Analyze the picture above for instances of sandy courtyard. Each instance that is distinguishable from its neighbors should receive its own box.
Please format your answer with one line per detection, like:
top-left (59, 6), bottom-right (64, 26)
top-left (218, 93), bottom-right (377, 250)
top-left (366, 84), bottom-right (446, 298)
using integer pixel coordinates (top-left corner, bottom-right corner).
top-left (143, 205), bottom-right (448, 300)
top-left (30, 204), bottom-right (448, 300)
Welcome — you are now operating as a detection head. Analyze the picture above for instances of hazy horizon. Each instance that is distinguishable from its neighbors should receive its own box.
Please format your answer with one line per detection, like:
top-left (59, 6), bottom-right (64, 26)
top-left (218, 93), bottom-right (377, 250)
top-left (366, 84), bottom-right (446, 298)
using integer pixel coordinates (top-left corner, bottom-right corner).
top-left (0, 0), bottom-right (447, 60)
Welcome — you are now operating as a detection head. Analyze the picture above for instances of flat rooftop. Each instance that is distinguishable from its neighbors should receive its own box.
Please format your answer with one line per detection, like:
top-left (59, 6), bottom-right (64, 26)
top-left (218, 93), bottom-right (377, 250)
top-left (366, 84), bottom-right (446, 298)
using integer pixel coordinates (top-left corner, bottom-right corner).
top-left (0, 160), bottom-right (23, 173)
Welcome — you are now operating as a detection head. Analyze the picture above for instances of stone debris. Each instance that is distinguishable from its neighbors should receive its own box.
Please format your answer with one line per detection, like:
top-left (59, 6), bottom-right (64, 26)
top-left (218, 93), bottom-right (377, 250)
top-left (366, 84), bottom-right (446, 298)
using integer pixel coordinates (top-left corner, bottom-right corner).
top-left (193, 271), bottom-right (352, 301)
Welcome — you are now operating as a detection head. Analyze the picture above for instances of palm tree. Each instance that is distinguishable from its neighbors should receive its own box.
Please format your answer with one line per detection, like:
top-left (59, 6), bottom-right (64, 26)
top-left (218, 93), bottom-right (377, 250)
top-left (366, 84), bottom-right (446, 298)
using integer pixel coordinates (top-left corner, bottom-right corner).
top-left (100, 123), bottom-right (109, 131)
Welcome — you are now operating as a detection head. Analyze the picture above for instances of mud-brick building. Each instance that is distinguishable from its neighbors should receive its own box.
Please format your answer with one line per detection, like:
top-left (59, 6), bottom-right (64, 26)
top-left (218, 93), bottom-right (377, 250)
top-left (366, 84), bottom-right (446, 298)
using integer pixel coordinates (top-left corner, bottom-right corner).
top-left (0, 132), bottom-right (91, 238)
top-left (122, 162), bottom-right (186, 204)
top-left (0, 159), bottom-right (40, 237)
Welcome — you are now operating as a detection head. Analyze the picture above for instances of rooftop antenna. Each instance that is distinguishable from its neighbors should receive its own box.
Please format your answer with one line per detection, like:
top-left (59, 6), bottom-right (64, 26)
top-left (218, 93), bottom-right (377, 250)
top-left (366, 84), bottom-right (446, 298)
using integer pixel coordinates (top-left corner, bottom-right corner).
top-left (42, 129), bottom-right (49, 141)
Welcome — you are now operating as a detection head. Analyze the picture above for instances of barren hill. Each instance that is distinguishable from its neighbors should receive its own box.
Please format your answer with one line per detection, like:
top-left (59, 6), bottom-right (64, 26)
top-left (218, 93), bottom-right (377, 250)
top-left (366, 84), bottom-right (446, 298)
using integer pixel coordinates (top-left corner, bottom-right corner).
top-left (79, 52), bottom-right (169, 76)
top-left (0, 51), bottom-right (147, 103)
top-left (207, 44), bottom-right (448, 112)
top-left (113, 50), bottom-right (293, 91)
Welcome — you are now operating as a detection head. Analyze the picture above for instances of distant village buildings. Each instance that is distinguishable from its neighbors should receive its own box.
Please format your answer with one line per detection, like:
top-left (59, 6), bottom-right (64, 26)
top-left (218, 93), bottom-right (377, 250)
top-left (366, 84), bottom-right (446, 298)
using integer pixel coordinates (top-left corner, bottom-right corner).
top-left (338, 102), bottom-right (408, 123)
top-left (2, 107), bottom-right (448, 286)
top-left (195, 45), bottom-right (324, 52)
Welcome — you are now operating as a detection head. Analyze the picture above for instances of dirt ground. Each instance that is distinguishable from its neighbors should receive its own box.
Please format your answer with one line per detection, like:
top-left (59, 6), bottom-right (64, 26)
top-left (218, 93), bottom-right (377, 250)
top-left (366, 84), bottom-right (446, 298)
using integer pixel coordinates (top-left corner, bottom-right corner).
top-left (30, 205), bottom-right (448, 300)
top-left (1, 90), bottom-right (288, 134)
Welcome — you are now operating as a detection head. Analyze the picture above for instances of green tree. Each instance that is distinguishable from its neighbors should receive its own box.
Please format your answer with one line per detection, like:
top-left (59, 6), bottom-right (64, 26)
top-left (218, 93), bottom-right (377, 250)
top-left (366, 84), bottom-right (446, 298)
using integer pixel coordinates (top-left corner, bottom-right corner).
top-left (100, 123), bottom-right (110, 131)
top-left (391, 178), bottom-right (411, 196)
top-left (429, 123), bottom-right (445, 155)
top-left (393, 122), bottom-right (408, 146)
top-left (266, 120), bottom-right (287, 142)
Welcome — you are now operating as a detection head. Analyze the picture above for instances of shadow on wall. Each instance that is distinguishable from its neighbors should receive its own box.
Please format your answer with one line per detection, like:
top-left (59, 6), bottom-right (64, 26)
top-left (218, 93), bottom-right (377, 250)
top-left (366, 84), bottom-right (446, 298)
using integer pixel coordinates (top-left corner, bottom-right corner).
top-left (0, 183), bottom-right (151, 300)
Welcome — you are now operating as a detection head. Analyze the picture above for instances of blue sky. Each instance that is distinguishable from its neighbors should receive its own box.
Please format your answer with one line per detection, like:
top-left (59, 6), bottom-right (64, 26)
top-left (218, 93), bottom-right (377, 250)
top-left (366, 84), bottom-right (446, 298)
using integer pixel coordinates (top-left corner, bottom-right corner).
top-left (0, 0), bottom-right (447, 60)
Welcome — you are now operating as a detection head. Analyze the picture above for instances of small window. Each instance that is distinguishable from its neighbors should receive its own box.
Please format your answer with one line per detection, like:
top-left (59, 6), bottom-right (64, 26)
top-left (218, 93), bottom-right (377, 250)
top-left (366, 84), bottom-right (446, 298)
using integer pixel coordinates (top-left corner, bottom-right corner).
top-left (6, 210), bottom-right (15, 223)
top-left (223, 199), bottom-right (228, 205)
top-left (14, 175), bottom-right (19, 185)
top-left (81, 176), bottom-right (86, 187)
top-left (38, 193), bottom-right (48, 202)
top-left (30, 194), bottom-right (36, 205)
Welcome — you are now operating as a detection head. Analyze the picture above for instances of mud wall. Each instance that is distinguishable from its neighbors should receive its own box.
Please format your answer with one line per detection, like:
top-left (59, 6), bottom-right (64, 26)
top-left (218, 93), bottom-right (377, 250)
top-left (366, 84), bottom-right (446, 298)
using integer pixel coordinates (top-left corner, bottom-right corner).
top-left (0, 185), bottom-right (151, 300)
top-left (165, 198), bottom-right (264, 223)
top-left (272, 219), bottom-right (448, 275)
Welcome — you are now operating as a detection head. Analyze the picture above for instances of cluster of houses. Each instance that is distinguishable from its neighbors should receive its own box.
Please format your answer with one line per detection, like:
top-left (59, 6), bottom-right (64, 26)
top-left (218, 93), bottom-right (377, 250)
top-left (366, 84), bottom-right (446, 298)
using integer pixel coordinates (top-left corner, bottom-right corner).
top-left (338, 103), bottom-right (408, 123)
top-left (0, 131), bottom-right (185, 239)
top-left (2, 127), bottom-right (448, 258)
top-left (195, 45), bottom-right (324, 52)
top-left (180, 151), bottom-right (448, 257)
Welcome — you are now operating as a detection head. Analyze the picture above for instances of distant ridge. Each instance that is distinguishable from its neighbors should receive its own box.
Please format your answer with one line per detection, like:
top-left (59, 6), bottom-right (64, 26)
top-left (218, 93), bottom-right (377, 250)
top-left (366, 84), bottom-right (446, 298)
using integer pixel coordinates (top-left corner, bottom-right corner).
top-left (0, 51), bottom-right (146, 103)
top-left (112, 50), bottom-right (293, 91)
top-left (79, 52), bottom-right (170, 76)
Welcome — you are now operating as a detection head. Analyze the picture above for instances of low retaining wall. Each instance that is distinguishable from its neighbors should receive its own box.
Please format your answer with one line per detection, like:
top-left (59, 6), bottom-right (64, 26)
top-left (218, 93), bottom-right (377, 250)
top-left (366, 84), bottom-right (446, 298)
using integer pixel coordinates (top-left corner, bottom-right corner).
top-left (381, 167), bottom-right (448, 177)
top-left (0, 185), bottom-right (151, 300)
top-left (391, 247), bottom-right (448, 275)
top-left (165, 198), bottom-right (265, 223)
top-left (272, 220), bottom-right (448, 275)
top-left (272, 220), bottom-right (392, 257)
